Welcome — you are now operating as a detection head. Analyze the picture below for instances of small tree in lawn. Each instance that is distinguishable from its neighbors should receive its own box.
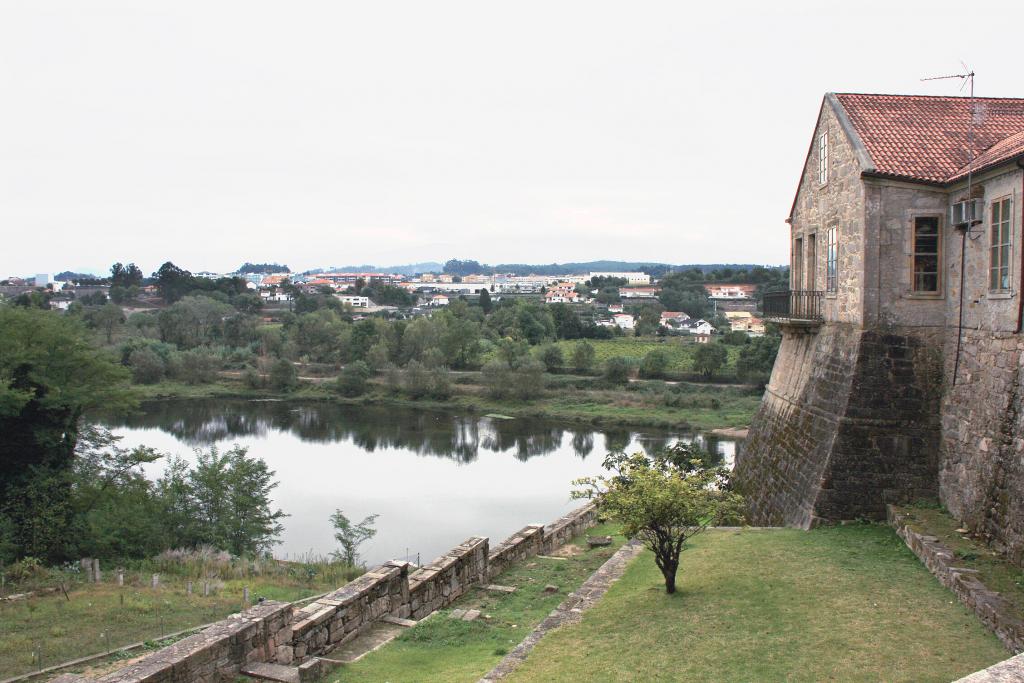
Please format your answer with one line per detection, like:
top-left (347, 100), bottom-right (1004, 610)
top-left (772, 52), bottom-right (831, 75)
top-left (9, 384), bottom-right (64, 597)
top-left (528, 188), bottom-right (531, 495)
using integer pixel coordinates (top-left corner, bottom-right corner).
top-left (573, 444), bottom-right (744, 594)
top-left (330, 509), bottom-right (379, 567)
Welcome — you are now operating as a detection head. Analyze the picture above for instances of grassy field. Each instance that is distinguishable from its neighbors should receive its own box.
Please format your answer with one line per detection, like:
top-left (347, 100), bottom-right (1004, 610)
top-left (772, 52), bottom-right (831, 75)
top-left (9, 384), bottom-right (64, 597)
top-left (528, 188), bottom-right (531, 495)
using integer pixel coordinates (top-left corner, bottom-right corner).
top-left (506, 526), bottom-right (1009, 683)
top-left (0, 568), bottom-right (354, 679)
top-left (336, 523), bottom-right (626, 683)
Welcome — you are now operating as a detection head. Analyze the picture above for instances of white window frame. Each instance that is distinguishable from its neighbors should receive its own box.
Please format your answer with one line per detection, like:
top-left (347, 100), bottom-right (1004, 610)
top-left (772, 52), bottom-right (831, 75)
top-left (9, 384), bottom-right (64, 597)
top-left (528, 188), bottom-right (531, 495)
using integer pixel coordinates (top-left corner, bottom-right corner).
top-left (825, 226), bottom-right (838, 293)
top-left (990, 196), bottom-right (1013, 292)
top-left (818, 131), bottom-right (829, 185)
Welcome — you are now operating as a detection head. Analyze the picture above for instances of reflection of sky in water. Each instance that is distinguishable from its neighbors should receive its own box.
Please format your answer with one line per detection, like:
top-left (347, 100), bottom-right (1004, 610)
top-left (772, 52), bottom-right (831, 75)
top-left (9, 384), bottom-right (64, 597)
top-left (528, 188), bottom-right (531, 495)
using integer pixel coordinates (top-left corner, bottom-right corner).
top-left (104, 401), bottom-right (737, 566)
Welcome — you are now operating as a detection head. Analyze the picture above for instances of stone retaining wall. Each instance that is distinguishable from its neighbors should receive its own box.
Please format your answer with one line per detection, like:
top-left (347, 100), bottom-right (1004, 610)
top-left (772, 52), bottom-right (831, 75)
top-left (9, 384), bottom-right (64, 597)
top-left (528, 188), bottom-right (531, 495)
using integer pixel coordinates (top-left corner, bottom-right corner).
top-left (487, 525), bottom-right (544, 580)
top-left (52, 600), bottom-right (294, 683)
top-left (287, 560), bottom-right (410, 665)
top-left (408, 536), bottom-right (489, 621)
top-left (542, 501), bottom-right (600, 552)
top-left (59, 503), bottom-right (599, 682)
top-left (888, 505), bottom-right (1024, 653)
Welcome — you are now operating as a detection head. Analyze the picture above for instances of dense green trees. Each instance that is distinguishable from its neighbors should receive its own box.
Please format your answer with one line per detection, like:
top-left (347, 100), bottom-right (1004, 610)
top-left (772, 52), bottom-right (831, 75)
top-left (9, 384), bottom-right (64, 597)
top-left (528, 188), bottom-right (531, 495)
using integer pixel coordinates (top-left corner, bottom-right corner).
top-left (736, 334), bottom-right (782, 385)
top-left (0, 307), bottom-right (136, 561)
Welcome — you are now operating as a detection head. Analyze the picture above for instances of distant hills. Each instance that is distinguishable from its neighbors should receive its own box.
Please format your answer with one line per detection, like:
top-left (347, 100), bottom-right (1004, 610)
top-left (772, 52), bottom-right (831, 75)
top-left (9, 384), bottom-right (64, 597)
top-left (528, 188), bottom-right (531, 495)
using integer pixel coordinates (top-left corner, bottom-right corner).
top-left (307, 260), bottom-right (785, 278)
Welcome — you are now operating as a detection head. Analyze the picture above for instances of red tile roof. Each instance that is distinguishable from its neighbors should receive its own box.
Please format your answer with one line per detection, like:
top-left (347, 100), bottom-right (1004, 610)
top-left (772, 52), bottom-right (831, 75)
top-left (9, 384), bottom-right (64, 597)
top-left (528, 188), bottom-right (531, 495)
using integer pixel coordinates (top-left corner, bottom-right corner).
top-left (947, 130), bottom-right (1024, 183)
top-left (834, 94), bottom-right (1024, 183)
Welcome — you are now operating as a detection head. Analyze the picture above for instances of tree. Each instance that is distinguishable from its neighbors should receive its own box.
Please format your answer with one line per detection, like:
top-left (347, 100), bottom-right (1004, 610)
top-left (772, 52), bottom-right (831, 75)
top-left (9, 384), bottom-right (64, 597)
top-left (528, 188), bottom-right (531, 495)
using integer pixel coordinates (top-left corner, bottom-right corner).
top-left (604, 356), bottom-right (631, 384)
top-left (152, 261), bottom-right (194, 303)
top-left (538, 344), bottom-right (564, 371)
top-left (0, 307), bottom-right (135, 561)
top-left (572, 340), bottom-right (596, 374)
top-left (573, 447), bottom-right (744, 594)
top-left (269, 358), bottom-right (298, 391)
top-left (88, 303), bottom-right (125, 344)
top-left (692, 343), bottom-right (729, 378)
top-left (478, 288), bottom-right (493, 314)
top-left (639, 349), bottom-right (670, 379)
top-left (330, 509), bottom-right (378, 566)
top-left (336, 361), bottom-right (372, 397)
top-left (736, 334), bottom-right (781, 386)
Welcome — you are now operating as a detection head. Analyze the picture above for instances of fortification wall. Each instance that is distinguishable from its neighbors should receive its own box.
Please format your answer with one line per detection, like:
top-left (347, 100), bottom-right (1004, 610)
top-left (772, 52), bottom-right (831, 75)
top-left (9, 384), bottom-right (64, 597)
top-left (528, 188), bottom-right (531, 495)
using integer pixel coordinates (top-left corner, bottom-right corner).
top-left (736, 324), bottom-right (942, 525)
top-left (939, 330), bottom-right (1024, 564)
top-left (62, 502), bottom-right (600, 683)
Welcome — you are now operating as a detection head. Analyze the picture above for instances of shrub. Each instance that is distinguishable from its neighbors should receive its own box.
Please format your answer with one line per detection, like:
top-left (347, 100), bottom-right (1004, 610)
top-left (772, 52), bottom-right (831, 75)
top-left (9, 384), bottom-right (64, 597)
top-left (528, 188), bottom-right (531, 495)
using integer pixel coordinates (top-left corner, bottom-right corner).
top-left (128, 347), bottom-right (166, 384)
top-left (269, 358), bottom-right (299, 391)
top-left (538, 344), bottom-right (564, 371)
top-left (639, 350), bottom-right (670, 379)
top-left (336, 361), bottom-right (372, 397)
top-left (572, 340), bottom-right (596, 373)
top-left (604, 356), bottom-right (631, 384)
top-left (172, 349), bottom-right (220, 385)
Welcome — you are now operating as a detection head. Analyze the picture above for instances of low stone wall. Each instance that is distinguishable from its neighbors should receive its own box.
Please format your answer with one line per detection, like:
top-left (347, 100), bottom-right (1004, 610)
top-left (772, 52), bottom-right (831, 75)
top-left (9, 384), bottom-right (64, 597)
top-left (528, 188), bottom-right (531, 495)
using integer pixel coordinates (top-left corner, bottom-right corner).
top-left (66, 504), bottom-right (599, 682)
top-left (288, 560), bottom-right (410, 665)
top-left (888, 506), bottom-right (1024, 653)
top-left (542, 501), bottom-right (599, 553)
top-left (51, 600), bottom-right (294, 683)
top-left (488, 525), bottom-right (544, 580)
top-left (408, 537), bottom-right (489, 620)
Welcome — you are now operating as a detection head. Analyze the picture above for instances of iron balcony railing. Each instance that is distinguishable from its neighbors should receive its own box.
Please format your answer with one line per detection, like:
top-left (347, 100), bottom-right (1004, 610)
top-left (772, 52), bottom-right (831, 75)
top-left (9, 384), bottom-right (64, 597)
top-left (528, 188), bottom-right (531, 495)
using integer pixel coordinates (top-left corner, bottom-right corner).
top-left (762, 290), bottom-right (824, 322)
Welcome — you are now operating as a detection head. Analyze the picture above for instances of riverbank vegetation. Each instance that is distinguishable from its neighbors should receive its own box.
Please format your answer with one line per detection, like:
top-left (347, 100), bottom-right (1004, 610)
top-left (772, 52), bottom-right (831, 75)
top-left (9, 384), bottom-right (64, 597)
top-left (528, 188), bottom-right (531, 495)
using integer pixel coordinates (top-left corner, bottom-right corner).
top-left (507, 526), bottom-right (1009, 683)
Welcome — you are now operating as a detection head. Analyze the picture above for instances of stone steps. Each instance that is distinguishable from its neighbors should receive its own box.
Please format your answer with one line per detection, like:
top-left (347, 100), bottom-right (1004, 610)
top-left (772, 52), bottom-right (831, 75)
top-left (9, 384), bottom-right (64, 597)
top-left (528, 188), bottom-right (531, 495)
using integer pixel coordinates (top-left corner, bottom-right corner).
top-left (240, 662), bottom-right (301, 683)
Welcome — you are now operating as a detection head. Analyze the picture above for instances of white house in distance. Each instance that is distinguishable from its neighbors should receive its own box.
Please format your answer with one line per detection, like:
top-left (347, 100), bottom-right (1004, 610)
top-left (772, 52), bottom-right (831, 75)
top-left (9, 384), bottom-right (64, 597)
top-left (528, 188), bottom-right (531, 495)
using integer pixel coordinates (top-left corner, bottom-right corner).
top-left (619, 286), bottom-right (659, 299)
top-left (589, 271), bottom-right (651, 285)
top-left (660, 311), bottom-right (691, 328)
top-left (337, 295), bottom-right (370, 308)
top-left (681, 319), bottom-right (714, 335)
top-left (613, 313), bottom-right (635, 330)
top-left (704, 284), bottom-right (756, 299)
top-left (430, 294), bottom-right (450, 307)
top-left (607, 303), bottom-right (624, 313)
top-left (725, 311), bottom-right (766, 336)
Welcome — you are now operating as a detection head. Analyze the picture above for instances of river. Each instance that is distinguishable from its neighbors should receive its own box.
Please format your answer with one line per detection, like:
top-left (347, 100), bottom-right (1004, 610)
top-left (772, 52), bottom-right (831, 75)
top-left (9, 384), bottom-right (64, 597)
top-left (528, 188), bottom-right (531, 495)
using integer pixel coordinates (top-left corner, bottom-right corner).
top-left (98, 399), bottom-right (739, 566)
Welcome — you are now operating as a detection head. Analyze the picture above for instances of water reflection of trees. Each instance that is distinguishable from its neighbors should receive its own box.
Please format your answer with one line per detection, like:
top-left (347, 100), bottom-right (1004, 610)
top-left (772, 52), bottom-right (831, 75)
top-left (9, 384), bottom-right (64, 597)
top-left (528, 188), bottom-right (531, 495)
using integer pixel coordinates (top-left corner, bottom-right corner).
top-left (97, 400), bottom-right (703, 463)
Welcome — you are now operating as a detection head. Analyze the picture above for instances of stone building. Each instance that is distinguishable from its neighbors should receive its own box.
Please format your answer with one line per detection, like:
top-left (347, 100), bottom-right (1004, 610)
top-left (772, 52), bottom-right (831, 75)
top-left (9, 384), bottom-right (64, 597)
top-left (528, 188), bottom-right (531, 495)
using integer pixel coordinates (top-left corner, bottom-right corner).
top-left (735, 93), bottom-right (1024, 563)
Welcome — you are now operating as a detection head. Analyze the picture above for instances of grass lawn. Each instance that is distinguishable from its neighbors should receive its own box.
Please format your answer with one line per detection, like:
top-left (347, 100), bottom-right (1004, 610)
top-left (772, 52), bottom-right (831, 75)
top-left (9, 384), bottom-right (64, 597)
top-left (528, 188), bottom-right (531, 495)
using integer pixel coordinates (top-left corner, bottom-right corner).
top-left (507, 525), bottom-right (1009, 683)
top-left (335, 523), bottom-right (626, 683)
top-left (0, 571), bottom-right (347, 679)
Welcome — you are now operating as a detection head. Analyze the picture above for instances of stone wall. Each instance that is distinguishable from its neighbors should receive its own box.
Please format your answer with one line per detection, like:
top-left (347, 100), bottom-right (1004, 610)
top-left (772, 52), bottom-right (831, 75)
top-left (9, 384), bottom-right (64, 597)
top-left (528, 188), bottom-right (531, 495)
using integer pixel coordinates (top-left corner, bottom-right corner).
top-left (63, 503), bottom-right (599, 682)
top-left (736, 324), bottom-right (942, 526)
top-left (939, 330), bottom-right (1024, 564)
top-left (51, 601), bottom-right (294, 683)
top-left (542, 501), bottom-right (600, 552)
top-left (407, 536), bottom-right (489, 621)
top-left (287, 560), bottom-right (410, 665)
top-left (487, 525), bottom-right (545, 580)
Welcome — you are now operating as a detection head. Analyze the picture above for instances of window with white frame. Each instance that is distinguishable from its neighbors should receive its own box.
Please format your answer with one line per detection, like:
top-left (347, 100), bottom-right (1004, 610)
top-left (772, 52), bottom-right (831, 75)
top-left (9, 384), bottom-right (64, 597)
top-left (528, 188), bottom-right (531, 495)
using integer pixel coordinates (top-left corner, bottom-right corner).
top-left (990, 196), bottom-right (1013, 291)
top-left (818, 131), bottom-right (829, 185)
top-left (825, 226), bottom-right (838, 293)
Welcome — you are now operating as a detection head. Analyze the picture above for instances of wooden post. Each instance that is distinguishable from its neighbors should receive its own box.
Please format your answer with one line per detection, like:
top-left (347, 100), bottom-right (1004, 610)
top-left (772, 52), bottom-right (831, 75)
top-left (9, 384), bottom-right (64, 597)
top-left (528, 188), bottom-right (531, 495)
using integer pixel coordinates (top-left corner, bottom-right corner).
top-left (187, 581), bottom-right (193, 595)
top-left (151, 573), bottom-right (159, 589)
top-left (117, 571), bottom-right (124, 587)
top-left (203, 581), bottom-right (210, 597)
top-left (243, 586), bottom-right (249, 605)
top-left (92, 558), bottom-right (101, 583)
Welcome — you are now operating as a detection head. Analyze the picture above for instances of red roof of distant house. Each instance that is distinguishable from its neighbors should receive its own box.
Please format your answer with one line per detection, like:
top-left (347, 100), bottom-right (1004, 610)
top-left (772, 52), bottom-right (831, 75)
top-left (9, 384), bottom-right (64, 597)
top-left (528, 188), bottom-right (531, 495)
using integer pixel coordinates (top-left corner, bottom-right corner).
top-left (833, 94), bottom-right (1024, 183)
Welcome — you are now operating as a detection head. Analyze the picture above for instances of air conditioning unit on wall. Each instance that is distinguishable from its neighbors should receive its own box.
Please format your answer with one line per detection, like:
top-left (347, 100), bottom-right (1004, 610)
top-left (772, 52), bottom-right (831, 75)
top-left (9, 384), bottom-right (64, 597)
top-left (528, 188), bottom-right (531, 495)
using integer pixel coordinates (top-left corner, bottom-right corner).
top-left (950, 198), bottom-right (983, 230)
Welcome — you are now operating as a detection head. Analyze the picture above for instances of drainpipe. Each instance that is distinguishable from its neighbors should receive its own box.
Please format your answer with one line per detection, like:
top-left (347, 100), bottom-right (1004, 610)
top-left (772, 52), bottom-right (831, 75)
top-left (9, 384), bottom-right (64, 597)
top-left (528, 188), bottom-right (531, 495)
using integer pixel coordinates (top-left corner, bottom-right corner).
top-left (1017, 157), bottom-right (1024, 333)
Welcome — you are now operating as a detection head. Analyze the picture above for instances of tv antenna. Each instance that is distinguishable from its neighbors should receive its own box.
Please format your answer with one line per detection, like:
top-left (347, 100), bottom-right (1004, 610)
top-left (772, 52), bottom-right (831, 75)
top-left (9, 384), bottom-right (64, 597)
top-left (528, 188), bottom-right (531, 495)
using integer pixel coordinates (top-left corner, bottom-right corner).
top-left (921, 65), bottom-right (978, 226)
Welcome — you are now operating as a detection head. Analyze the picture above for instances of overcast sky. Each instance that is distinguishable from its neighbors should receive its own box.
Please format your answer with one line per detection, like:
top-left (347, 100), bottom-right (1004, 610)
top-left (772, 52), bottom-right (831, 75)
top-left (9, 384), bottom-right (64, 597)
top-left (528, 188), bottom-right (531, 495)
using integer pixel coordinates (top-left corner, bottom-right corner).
top-left (1, 1), bottom-right (1021, 277)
